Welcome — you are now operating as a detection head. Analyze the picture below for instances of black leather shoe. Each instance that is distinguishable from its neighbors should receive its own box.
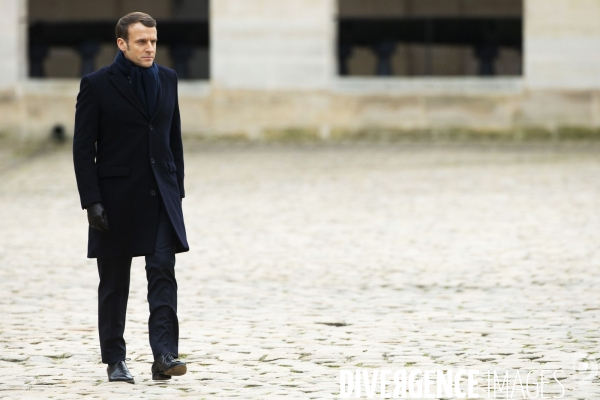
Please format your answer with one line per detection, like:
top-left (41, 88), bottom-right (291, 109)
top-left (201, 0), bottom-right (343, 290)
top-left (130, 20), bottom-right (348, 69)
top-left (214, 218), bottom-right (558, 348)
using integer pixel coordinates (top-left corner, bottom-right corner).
top-left (151, 353), bottom-right (186, 380)
top-left (107, 360), bottom-right (134, 384)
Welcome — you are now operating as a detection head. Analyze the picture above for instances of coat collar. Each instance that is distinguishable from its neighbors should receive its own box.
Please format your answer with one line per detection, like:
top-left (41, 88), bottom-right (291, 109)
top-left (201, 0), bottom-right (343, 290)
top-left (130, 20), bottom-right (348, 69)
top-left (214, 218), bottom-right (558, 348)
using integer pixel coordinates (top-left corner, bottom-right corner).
top-left (108, 63), bottom-right (165, 122)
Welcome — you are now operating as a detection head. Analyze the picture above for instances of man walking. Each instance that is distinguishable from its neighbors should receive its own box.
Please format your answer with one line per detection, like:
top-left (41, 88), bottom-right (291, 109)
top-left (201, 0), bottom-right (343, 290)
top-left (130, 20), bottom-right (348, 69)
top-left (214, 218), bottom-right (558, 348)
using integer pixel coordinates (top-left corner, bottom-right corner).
top-left (73, 12), bottom-right (189, 383)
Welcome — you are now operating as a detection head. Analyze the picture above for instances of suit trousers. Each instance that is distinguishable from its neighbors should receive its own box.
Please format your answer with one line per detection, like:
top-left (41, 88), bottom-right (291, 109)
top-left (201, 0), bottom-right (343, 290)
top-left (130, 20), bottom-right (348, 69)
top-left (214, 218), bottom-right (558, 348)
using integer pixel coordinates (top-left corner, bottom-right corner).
top-left (96, 203), bottom-right (179, 364)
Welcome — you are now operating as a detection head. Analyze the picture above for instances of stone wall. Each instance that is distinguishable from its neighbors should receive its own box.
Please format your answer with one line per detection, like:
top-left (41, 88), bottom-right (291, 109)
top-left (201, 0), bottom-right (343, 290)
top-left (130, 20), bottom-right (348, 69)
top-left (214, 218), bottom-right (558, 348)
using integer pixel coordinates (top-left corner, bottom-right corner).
top-left (8, 79), bottom-right (599, 140)
top-left (0, 0), bottom-right (25, 92)
top-left (28, 0), bottom-right (173, 21)
top-left (525, 0), bottom-right (600, 89)
top-left (211, 0), bottom-right (336, 90)
top-left (339, 0), bottom-right (522, 17)
top-left (1, 0), bottom-right (600, 140)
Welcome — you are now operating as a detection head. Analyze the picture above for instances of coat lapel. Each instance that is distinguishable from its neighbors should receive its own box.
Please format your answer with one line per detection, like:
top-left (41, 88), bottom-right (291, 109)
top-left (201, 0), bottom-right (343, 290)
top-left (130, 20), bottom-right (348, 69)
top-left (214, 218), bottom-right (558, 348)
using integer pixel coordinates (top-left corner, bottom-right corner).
top-left (108, 63), bottom-right (149, 120)
top-left (150, 71), bottom-right (166, 122)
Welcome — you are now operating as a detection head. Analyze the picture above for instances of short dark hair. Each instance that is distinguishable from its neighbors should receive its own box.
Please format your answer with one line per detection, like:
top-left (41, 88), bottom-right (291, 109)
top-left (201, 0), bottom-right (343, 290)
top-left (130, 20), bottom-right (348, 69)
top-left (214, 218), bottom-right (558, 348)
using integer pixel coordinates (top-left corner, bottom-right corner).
top-left (115, 12), bottom-right (156, 42)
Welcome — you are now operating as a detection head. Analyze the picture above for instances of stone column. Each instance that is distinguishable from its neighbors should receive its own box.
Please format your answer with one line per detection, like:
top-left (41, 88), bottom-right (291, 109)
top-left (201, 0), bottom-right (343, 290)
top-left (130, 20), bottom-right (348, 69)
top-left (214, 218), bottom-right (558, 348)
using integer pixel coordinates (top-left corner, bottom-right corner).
top-left (77, 41), bottom-right (101, 77)
top-left (0, 0), bottom-right (26, 90)
top-left (475, 44), bottom-right (499, 76)
top-left (211, 0), bottom-right (336, 90)
top-left (170, 43), bottom-right (195, 80)
top-left (372, 40), bottom-right (396, 76)
top-left (525, 0), bottom-right (600, 89)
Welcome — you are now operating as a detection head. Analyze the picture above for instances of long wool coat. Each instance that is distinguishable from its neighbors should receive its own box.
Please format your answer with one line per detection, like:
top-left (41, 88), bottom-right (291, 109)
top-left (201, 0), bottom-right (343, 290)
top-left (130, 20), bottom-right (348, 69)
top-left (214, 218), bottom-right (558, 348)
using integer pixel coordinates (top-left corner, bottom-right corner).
top-left (73, 62), bottom-right (189, 258)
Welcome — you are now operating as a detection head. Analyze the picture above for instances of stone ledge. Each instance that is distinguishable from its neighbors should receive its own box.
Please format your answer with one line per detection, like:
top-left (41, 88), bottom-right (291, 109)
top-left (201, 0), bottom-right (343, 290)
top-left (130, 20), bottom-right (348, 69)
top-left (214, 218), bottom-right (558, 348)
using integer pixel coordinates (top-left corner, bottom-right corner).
top-left (333, 77), bottom-right (524, 96)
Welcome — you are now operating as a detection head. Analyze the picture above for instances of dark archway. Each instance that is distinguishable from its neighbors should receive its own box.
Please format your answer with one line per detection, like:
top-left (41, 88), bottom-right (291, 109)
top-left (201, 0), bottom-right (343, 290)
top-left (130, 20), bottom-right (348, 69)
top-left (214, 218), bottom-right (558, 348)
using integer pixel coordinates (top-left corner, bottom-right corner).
top-left (28, 0), bottom-right (210, 80)
top-left (337, 0), bottom-right (523, 77)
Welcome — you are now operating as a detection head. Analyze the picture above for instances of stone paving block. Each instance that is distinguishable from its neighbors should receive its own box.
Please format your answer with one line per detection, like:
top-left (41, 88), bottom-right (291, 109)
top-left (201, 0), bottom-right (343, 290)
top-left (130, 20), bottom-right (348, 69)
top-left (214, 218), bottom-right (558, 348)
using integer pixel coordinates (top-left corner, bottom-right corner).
top-left (2, 143), bottom-right (600, 398)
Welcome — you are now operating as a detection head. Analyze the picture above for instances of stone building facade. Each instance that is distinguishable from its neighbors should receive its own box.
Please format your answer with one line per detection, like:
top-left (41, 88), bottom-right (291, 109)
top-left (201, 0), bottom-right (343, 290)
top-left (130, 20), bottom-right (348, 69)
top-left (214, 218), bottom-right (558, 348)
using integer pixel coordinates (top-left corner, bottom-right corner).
top-left (0, 0), bottom-right (599, 140)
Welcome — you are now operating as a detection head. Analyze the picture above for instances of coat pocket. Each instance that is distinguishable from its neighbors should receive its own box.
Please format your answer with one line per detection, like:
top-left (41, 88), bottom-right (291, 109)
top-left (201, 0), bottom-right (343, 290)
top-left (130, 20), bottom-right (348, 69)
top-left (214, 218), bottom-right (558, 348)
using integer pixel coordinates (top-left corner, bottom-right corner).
top-left (98, 165), bottom-right (130, 177)
top-left (167, 161), bottom-right (177, 172)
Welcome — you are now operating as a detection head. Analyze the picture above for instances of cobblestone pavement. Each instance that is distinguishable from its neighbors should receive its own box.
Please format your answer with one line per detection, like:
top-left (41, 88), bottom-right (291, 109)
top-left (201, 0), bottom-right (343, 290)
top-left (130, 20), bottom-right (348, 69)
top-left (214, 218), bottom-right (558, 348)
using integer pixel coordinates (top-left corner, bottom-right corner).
top-left (1, 142), bottom-right (600, 399)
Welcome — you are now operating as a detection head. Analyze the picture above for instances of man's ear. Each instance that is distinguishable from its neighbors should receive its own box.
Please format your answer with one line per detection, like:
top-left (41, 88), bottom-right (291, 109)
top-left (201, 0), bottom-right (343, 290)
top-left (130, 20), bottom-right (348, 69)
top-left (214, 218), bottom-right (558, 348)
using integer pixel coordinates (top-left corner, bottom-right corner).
top-left (117, 38), bottom-right (128, 52)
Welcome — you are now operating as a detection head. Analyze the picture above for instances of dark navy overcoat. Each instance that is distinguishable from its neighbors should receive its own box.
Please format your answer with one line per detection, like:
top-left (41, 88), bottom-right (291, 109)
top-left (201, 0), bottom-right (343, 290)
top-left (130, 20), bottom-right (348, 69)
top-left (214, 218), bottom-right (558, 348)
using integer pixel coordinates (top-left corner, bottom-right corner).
top-left (73, 62), bottom-right (189, 258)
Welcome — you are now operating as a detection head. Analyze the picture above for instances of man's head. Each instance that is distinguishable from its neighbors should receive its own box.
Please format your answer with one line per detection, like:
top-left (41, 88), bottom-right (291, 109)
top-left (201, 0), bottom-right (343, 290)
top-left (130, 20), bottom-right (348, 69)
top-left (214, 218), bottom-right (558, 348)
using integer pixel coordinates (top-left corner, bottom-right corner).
top-left (116, 12), bottom-right (157, 68)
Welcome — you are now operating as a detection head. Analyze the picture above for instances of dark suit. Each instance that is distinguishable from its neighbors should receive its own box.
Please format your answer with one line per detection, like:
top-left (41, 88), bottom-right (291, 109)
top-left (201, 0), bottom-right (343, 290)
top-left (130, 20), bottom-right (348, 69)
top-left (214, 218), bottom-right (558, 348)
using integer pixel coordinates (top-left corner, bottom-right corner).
top-left (73, 62), bottom-right (189, 363)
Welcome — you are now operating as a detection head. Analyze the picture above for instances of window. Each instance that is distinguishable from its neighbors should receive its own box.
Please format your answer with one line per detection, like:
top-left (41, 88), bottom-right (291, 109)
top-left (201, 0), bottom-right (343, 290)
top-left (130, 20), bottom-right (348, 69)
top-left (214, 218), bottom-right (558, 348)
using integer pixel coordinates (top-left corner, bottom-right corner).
top-left (338, 0), bottom-right (522, 77)
top-left (28, 0), bottom-right (209, 79)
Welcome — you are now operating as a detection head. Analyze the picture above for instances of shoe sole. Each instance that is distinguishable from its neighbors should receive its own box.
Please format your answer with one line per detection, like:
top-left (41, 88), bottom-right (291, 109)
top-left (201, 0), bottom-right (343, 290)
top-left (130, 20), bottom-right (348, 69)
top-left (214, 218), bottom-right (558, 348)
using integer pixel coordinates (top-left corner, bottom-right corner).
top-left (164, 364), bottom-right (187, 376)
top-left (109, 378), bottom-right (135, 384)
top-left (152, 373), bottom-right (171, 380)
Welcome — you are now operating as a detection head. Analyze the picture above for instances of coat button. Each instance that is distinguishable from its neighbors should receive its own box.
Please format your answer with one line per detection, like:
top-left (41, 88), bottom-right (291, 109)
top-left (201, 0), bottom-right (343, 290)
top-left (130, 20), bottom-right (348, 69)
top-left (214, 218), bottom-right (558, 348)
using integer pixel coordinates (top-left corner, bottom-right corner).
top-left (151, 190), bottom-right (156, 196)
top-left (151, 158), bottom-right (155, 164)
top-left (149, 124), bottom-right (153, 130)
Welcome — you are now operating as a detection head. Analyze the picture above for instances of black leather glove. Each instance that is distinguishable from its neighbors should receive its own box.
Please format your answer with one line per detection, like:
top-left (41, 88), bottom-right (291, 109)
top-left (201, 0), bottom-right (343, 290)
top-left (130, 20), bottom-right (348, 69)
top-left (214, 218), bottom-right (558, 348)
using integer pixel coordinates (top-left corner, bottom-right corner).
top-left (86, 202), bottom-right (110, 232)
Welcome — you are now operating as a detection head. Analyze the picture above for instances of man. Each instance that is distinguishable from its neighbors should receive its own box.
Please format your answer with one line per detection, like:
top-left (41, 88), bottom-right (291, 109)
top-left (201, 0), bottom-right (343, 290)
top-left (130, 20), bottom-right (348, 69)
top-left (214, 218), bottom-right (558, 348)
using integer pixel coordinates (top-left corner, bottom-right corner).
top-left (73, 12), bottom-right (189, 384)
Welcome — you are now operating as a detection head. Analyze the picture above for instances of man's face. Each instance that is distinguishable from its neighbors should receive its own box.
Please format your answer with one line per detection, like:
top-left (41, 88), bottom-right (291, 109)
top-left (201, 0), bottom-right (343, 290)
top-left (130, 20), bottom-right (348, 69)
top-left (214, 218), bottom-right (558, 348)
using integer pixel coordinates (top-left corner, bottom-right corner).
top-left (117, 22), bottom-right (157, 68)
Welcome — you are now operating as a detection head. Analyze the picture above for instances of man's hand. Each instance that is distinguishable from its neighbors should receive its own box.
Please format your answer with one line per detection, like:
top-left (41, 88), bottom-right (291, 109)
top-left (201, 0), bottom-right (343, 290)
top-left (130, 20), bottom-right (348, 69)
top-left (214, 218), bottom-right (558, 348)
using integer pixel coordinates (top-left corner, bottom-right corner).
top-left (86, 202), bottom-right (110, 232)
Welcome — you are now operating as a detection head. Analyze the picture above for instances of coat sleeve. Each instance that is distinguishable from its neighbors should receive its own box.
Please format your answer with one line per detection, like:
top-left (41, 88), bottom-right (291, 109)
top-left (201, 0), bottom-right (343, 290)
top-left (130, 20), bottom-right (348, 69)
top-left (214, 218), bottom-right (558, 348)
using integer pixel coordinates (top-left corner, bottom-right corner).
top-left (73, 76), bottom-right (102, 209)
top-left (169, 72), bottom-right (185, 199)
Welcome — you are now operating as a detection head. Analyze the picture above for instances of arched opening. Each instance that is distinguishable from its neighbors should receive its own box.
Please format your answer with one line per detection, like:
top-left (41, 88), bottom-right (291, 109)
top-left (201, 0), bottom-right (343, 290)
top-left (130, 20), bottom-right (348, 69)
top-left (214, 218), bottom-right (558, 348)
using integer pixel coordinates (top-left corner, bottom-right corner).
top-left (338, 0), bottom-right (522, 77)
top-left (28, 0), bottom-right (209, 79)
